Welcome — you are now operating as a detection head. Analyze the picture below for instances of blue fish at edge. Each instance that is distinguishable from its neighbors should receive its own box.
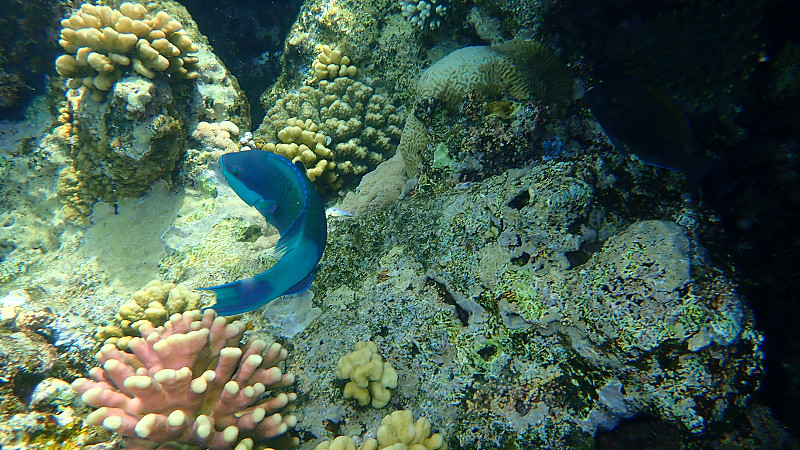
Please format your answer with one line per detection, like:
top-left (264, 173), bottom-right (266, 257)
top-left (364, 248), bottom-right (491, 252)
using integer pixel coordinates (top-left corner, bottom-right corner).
top-left (202, 150), bottom-right (327, 316)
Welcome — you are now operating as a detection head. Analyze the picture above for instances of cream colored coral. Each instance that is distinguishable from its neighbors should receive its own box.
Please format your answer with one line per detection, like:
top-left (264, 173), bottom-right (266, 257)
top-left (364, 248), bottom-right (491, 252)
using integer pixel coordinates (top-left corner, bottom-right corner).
top-left (314, 410), bottom-right (446, 450)
top-left (191, 120), bottom-right (241, 153)
top-left (376, 410), bottom-right (446, 450)
top-left (313, 45), bottom-right (358, 80)
top-left (315, 436), bottom-right (378, 450)
top-left (264, 118), bottom-right (336, 183)
top-left (55, 2), bottom-right (199, 95)
top-left (100, 279), bottom-right (204, 349)
top-left (258, 77), bottom-right (403, 191)
top-left (416, 46), bottom-right (529, 110)
top-left (336, 341), bottom-right (398, 408)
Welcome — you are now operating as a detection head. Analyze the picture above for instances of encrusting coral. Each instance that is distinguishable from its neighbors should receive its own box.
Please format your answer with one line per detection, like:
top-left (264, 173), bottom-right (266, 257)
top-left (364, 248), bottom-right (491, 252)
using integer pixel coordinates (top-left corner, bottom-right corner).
top-left (335, 341), bottom-right (398, 408)
top-left (72, 309), bottom-right (298, 450)
top-left (314, 409), bottom-right (446, 450)
top-left (55, 2), bottom-right (199, 99)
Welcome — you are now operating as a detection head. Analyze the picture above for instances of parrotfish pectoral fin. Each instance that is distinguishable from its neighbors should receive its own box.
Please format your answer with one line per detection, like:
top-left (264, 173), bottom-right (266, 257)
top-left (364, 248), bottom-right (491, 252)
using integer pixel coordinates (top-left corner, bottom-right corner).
top-left (256, 199), bottom-right (278, 217)
top-left (202, 277), bottom-right (273, 316)
top-left (283, 271), bottom-right (315, 296)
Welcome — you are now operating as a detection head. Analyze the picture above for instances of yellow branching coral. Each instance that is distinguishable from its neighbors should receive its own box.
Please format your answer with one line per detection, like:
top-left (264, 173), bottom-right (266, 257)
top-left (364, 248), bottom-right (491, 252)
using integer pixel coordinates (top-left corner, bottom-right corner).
top-left (55, 2), bottom-right (199, 96)
top-left (265, 118), bottom-right (336, 183)
top-left (313, 44), bottom-right (358, 81)
top-left (258, 77), bottom-right (403, 192)
top-left (335, 341), bottom-right (398, 408)
top-left (94, 280), bottom-right (207, 350)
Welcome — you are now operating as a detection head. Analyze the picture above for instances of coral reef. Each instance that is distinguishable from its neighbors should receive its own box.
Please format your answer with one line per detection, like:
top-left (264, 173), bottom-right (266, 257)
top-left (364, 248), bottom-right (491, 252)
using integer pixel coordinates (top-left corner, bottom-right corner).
top-left (315, 409), bottom-right (446, 449)
top-left (287, 143), bottom-right (763, 447)
top-left (71, 309), bottom-right (298, 449)
top-left (335, 341), bottom-right (398, 408)
top-left (55, 2), bottom-right (199, 99)
top-left (400, 40), bottom-right (572, 179)
top-left (256, 77), bottom-right (403, 191)
top-left (1, 0), bottom-right (787, 447)
top-left (398, 93), bottom-right (555, 181)
top-left (50, 0), bottom-right (249, 222)
top-left (0, 289), bottom-right (107, 448)
top-left (55, 75), bottom-right (186, 221)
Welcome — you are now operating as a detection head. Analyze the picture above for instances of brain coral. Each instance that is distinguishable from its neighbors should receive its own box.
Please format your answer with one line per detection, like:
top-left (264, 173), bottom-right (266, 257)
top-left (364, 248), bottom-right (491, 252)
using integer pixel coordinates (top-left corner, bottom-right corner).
top-left (400, 40), bottom-right (572, 178)
top-left (55, 2), bottom-right (199, 99)
top-left (416, 40), bottom-right (572, 111)
top-left (257, 77), bottom-right (404, 191)
top-left (416, 46), bottom-right (529, 110)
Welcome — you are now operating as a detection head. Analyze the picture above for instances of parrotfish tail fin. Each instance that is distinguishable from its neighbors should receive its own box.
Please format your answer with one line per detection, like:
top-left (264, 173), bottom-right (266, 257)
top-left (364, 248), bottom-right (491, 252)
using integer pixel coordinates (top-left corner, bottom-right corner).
top-left (201, 276), bottom-right (273, 316)
top-left (284, 271), bottom-right (315, 296)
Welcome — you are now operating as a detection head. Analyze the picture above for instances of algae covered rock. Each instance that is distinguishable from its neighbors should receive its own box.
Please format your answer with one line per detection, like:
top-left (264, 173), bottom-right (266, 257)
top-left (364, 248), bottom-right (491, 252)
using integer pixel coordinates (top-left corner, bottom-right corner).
top-left (56, 75), bottom-right (185, 220)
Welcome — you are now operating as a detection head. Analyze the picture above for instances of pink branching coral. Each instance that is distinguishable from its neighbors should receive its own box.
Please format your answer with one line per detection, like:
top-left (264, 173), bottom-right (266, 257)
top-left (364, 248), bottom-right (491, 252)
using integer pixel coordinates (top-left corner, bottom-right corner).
top-left (71, 309), bottom-right (298, 450)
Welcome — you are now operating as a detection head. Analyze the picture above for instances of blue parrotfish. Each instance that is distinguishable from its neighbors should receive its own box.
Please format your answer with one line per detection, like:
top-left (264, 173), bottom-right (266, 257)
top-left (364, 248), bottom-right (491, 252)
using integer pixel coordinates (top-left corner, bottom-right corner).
top-left (202, 150), bottom-right (327, 316)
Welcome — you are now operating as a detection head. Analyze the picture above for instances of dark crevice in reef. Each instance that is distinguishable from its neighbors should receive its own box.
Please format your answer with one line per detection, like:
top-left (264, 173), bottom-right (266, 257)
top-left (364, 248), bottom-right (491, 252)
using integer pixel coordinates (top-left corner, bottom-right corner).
top-left (179, 0), bottom-right (303, 126)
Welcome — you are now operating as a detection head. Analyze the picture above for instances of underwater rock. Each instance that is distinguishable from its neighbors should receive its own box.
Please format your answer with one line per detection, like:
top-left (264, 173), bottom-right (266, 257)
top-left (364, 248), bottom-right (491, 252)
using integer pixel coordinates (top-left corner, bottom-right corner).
top-left (0, 329), bottom-right (57, 412)
top-left (289, 153), bottom-right (762, 447)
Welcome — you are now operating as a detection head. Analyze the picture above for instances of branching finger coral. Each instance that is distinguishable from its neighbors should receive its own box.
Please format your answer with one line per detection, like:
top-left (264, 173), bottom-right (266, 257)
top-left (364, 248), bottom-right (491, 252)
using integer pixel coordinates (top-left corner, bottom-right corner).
top-left (72, 309), bottom-right (298, 450)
